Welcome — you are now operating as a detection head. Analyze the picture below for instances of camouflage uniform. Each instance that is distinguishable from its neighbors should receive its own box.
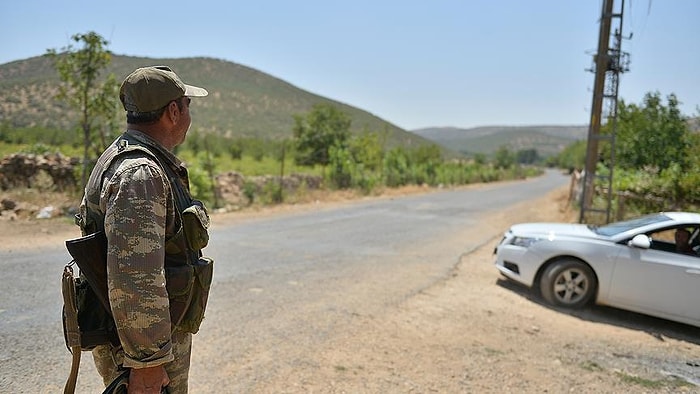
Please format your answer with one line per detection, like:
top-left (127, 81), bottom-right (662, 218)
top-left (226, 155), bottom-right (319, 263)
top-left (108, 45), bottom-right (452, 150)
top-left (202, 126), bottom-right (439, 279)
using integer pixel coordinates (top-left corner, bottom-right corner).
top-left (79, 129), bottom-right (193, 394)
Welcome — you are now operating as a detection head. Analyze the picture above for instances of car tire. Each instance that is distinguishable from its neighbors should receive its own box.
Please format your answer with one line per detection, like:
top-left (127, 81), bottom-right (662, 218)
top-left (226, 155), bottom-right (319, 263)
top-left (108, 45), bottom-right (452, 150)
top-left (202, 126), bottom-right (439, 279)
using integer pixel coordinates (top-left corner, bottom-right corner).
top-left (539, 258), bottom-right (596, 308)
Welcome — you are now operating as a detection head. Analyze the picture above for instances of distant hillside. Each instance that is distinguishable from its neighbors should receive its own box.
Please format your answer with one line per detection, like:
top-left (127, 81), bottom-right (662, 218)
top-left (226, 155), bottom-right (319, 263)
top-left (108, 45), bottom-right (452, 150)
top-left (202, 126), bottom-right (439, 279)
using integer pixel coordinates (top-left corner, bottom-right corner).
top-left (0, 55), bottom-right (433, 148)
top-left (412, 125), bottom-right (589, 157)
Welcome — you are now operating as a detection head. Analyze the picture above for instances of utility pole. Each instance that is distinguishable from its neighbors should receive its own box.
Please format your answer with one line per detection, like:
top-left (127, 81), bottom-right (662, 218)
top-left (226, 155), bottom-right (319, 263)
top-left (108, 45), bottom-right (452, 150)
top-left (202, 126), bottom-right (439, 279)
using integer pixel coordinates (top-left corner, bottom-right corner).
top-left (579, 0), bottom-right (629, 224)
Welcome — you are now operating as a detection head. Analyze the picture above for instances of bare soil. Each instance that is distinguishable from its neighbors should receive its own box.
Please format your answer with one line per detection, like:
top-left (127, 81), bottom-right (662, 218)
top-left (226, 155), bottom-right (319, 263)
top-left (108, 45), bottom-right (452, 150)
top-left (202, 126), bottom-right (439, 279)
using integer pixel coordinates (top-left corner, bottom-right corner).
top-left (4, 184), bottom-right (699, 392)
top-left (299, 189), bottom-right (700, 393)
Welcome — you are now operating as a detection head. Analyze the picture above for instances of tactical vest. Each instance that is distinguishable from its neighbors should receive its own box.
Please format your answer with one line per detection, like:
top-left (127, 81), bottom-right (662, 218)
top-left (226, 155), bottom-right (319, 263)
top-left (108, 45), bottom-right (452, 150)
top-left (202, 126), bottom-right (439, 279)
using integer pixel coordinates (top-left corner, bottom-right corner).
top-left (77, 132), bottom-right (212, 333)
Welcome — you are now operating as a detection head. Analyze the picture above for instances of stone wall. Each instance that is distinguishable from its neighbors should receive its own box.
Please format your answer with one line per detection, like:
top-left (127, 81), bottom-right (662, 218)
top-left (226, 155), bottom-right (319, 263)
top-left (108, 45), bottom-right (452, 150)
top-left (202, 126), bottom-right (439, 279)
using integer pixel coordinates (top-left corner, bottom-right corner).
top-left (0, 153), bottom-right (324, 218)
top-left (215, 171), bottom-right (323, 208)
top-left (0, 153), bottom-right (79, 191)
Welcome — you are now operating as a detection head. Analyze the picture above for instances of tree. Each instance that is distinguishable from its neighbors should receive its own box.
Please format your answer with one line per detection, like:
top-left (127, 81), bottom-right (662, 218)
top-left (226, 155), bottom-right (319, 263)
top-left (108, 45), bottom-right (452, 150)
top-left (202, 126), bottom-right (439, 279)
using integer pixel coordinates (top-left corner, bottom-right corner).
top-left (549, 140), bottom-right (586, 171)
top-left (516, 148), bottom-right (539, 165)
top-left (614, 92), bottom-right (689, 173)
top-left (610, 92), bottom-right (699, 211)
top-left (293, 103), bottom-right (351, 167)
top-left (493, 146), bottom-right (515, 169)
top-left (348, 130), bottom-right (385, 171)
top-left (46, 31), bottom-right (120, 188)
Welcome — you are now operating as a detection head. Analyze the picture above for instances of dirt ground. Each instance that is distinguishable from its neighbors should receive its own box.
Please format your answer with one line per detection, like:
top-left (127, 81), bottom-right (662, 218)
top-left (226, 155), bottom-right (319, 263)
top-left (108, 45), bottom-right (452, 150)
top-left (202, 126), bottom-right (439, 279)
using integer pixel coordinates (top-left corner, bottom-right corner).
top-left (227, 186), bottom-right (700, 393)
top-left (3, 184), bottom-right (700, 392)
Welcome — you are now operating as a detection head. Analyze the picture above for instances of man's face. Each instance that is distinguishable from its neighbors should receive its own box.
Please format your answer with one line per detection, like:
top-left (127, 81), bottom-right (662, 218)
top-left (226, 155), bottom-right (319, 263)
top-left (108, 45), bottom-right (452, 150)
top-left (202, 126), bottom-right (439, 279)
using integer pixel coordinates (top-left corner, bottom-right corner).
top-left (676, 230), bottom-right (690, 244)
top-left (175, 97), bottom-right (192, 146)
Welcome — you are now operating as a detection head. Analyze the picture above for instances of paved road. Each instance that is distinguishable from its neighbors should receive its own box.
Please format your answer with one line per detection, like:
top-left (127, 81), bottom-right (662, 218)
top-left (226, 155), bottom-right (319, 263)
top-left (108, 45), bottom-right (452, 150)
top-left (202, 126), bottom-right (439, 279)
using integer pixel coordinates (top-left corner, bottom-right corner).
top-left (0, 170), bottom-right (568, 393)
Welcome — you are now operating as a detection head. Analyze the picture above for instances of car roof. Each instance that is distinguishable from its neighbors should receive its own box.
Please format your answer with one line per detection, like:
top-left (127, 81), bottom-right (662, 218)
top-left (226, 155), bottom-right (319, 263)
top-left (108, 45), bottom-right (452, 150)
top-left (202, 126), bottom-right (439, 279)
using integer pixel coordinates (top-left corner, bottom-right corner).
top-left (602, 212), bottom-right (700, 240)
top-left (661, 211), bottom-right (700, 224)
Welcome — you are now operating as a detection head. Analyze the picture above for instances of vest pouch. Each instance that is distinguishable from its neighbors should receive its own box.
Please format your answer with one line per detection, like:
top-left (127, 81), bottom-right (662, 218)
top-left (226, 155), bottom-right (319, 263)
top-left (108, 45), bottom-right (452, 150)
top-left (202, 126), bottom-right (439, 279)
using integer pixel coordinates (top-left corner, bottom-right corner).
top-left (179, 256), bottom-right (214, 334)
top-left (182, 202), bottom-right (210, 251)
top-left (164, 264), bottom-right (194, 327)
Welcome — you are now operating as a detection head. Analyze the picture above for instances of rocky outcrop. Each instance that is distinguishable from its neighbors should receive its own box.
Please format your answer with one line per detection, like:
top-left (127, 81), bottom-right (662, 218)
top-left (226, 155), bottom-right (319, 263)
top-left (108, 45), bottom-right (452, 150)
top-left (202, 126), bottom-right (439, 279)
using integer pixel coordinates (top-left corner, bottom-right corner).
top-left (0, 197), bottom-right (44, 220)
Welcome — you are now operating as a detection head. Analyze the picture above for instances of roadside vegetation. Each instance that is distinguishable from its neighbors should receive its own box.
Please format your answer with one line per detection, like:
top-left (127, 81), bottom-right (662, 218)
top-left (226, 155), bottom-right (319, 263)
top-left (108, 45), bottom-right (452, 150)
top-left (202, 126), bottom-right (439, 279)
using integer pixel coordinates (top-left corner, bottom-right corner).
top-left (0, 31), bottom-right (540, 212)
top-left (549, 91), bottom-right (700, 218)
top-left (0, 107), bottom-right (540, 210)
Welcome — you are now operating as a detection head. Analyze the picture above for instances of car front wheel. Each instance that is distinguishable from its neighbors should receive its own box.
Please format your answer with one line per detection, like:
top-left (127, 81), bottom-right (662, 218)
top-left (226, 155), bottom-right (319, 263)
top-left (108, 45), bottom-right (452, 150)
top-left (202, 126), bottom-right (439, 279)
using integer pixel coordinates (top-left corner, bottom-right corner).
top-left (539, 258), bottom-right (596, 308)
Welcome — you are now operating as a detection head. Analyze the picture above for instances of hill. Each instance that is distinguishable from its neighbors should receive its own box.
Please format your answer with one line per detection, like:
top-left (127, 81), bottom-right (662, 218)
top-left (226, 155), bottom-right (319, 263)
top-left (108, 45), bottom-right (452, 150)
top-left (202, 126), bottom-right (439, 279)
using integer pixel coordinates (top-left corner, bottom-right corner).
top-left (412, 125), bottom-right (588, 157)
top-left (0, 55), bottom-right (432, 148)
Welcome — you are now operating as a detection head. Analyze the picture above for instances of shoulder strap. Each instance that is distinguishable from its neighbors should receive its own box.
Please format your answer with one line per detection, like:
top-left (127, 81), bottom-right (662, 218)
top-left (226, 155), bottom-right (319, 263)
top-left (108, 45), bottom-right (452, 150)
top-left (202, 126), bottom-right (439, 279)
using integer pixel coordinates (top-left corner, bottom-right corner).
top-left (61, 264), bottom-right (81, 394)
top-left (114, 136), bottom-right (193, 217)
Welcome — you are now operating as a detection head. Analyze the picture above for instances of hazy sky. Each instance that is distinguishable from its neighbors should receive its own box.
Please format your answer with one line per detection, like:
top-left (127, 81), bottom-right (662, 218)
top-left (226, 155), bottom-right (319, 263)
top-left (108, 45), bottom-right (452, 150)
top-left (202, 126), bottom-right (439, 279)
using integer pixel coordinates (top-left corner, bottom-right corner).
top-left (2, 1), bottom-right (698, 131)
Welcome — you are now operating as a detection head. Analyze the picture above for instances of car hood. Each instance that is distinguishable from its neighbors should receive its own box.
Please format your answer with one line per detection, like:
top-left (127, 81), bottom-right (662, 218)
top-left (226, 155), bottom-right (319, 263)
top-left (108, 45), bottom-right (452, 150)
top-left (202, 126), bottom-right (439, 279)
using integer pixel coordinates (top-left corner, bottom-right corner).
top-left (509, 222), bottom-right (599, 239)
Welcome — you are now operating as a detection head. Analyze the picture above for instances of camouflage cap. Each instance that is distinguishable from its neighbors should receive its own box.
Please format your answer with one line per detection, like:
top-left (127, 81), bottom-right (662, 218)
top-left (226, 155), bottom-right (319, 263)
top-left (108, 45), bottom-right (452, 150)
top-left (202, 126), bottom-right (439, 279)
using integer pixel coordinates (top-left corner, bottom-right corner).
top-left (119, 66), bottom-right (208, 113)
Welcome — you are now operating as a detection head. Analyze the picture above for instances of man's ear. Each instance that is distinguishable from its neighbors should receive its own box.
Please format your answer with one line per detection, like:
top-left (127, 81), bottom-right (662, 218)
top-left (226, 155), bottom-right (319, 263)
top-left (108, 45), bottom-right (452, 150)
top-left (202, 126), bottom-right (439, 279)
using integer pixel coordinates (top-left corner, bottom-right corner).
top-left (166, 101), bottom-right (180, 124)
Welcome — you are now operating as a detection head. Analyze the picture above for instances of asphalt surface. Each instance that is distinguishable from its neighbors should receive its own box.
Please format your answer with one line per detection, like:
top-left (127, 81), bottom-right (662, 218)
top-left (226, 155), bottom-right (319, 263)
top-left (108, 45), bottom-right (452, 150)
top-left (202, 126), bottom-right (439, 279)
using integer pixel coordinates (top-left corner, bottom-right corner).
top-left (0, 170), bottom-right (568, 393)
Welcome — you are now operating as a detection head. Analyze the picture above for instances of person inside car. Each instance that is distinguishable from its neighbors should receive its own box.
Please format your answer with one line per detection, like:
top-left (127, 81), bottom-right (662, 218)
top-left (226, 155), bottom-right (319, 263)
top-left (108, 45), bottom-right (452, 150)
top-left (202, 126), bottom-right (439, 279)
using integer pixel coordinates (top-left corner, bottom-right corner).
top-left (674, 228), bottom-right (696, 255)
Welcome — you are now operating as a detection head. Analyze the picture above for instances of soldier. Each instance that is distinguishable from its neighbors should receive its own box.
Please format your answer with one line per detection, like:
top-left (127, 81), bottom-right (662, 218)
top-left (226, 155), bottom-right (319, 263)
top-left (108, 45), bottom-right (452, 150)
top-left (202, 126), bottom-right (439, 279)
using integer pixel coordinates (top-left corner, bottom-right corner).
top-left (78, 66), bottom-right (210, 394)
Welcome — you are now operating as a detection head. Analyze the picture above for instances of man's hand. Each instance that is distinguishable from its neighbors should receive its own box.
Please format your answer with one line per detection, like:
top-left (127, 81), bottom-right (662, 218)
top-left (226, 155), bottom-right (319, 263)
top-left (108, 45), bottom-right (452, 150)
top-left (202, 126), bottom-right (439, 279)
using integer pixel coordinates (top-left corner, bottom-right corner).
top-left (128, 365), bottom-right (169, 393)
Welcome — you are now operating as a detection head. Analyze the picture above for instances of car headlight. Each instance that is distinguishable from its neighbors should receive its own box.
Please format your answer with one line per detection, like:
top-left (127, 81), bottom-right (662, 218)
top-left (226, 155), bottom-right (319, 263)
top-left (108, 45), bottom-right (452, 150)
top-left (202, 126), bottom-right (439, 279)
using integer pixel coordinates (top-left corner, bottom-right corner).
top-left (511, 236), bottom-right (541, 248)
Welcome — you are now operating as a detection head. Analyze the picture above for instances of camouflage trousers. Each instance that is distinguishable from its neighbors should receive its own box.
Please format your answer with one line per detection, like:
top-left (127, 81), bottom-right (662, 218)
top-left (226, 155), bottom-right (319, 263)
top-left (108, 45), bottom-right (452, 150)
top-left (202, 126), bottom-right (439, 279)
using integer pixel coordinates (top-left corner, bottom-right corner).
top-left (92, 328), bottom-right (192, 394)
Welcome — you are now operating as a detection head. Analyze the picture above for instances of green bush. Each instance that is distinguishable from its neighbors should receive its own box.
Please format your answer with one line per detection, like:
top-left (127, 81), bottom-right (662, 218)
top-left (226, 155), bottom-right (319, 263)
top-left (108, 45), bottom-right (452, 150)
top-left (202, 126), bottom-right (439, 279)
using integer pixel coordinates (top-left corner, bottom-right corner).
top-left (328, 145), bottom-right (353, 189)
top-left (187, 166), bottom-right (213, 206)
top-left (242, 181), bottom-right (257, 205)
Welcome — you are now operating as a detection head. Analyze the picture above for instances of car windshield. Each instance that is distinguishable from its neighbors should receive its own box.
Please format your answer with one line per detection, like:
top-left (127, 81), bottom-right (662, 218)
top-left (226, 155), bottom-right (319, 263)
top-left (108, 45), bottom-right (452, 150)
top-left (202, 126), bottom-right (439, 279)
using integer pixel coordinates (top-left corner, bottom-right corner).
top-left (592, 213), bottom-right (672, 236)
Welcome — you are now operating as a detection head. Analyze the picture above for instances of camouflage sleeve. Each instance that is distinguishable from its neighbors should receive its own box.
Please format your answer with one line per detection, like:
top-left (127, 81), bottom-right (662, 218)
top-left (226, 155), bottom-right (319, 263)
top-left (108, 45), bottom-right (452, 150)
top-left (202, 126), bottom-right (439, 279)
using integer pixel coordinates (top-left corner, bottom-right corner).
top-left (103, 156), bottom-right (174, 368)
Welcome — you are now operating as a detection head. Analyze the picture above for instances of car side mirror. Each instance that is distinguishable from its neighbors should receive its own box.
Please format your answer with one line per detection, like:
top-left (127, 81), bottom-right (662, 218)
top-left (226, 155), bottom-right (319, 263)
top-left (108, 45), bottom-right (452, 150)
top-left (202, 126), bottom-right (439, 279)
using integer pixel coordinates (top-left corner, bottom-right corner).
top-left (628, 234), bottom-right (651, 249)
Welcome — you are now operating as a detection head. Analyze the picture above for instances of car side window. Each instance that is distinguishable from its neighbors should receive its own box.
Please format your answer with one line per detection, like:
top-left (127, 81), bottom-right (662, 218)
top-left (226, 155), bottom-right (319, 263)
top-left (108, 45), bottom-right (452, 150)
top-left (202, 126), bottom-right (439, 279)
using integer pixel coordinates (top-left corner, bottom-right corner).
top-left (647, 228), bottom-right (676, 253)
top-left (648, 227), bottom-right (699, 257)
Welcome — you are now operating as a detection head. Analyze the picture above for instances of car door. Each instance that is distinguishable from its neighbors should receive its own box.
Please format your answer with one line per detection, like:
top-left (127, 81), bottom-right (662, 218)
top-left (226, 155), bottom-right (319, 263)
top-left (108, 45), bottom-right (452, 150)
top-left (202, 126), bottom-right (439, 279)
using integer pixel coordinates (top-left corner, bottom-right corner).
top-left (607, 227), bottom-right (700, 324)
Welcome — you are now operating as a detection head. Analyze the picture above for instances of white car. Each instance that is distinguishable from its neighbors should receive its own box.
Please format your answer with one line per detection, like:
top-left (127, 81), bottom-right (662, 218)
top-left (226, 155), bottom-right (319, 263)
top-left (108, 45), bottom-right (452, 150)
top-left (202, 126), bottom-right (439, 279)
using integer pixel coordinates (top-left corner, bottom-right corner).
top-left (494, 212), bottom-right (700, 328)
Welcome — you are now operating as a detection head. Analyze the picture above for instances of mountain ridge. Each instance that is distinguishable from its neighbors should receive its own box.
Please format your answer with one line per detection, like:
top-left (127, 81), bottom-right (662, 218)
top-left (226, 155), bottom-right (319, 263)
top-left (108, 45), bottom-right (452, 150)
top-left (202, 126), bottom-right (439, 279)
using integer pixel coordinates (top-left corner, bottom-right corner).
top-left (412, 125), bottom-right (589, 157)
top-left (1, 55), bottom-right (614, 158)
top-left (0, 55), bottom-right (431, 148)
